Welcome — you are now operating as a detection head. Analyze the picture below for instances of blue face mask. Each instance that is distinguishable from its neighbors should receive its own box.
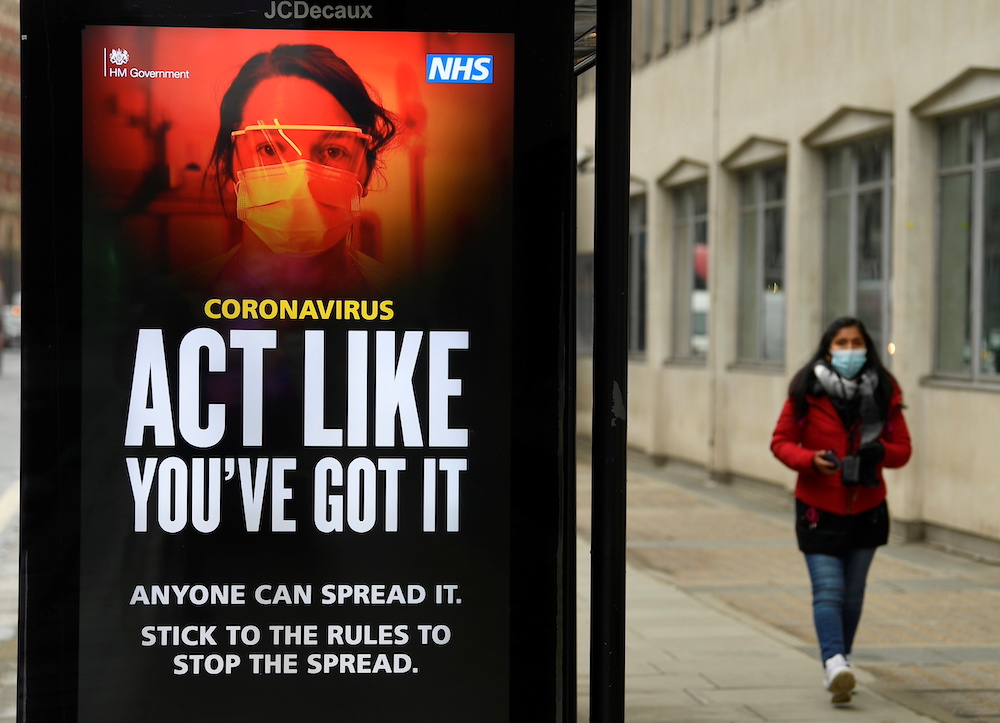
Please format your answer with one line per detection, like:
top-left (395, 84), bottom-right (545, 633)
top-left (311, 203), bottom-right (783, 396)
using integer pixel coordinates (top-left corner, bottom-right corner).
top-left (830, 349), bottom-right (867, 378)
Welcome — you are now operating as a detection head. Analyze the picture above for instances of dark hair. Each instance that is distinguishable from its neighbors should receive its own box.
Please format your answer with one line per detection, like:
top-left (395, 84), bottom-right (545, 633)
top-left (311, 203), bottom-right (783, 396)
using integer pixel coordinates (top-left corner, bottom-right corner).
top-left (788, 316), bottom-right (897, 418)
top-left (207, 44), bottom-right (397, 196)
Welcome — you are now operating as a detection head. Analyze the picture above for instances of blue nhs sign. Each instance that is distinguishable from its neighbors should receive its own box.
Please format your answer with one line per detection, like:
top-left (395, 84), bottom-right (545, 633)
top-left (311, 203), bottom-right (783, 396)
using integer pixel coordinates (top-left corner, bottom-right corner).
top-left (426, 55), bottom-right (494, 84)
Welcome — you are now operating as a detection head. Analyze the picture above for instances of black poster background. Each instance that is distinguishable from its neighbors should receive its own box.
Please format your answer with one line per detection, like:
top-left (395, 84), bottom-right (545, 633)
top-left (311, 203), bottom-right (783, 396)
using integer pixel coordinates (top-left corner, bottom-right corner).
top-left (20, 2), bottom-right (575, 721)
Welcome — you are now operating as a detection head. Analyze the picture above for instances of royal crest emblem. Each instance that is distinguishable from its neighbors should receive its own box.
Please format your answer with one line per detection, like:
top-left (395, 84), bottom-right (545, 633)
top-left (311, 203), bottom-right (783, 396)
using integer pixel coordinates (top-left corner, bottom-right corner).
top-left (108, 48), bottom-right (130, 66)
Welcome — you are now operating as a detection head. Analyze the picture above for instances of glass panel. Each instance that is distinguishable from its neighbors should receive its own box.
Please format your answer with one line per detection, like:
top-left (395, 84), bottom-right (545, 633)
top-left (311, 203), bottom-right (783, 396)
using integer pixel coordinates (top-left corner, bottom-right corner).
top-left (692, 181), bottom-right (708, 215)
top-left (762, 206), bottom-right (785, 362)
top-left (986, 109), bottom-right (1000, 161)
top-left (576, 254), bottom-right (595, 355)
top-left (693, 218), bottom-right (707, 291)
top-left (630, 195), bottom-right (648, 354)
top-left (737, 208), bottom-right (759, 360)
top-left (856, 190), bottom-right (884, 350)
top-left (740, 173), bottom-right (756, 207)
top-left (635, 230), bottom-right (648, 353)
top-left (825, 146), bottom-right (851, 190)
top-left (661, 0), bottom-right (673, 52)
top-left (981, 170), bottom-right (1000, 375)
top-left (763, 166), bottom-right (785, 203)
top-left (642, 0), bottom-right (655, 62)
top-left (673, 195), bottom-right (693, 356)
top-left (691, 217), bottom-right (709, 358)
top-left (857, 138), bottom-right (886, 185)
top-left (673, 183), bottom-right (708, 359)
top-left (940, 115), bottom-right (974, 169)
top-left (824, 194), bottom-right (850, 322)
top-left (936, 173), bottom-right (973, 373)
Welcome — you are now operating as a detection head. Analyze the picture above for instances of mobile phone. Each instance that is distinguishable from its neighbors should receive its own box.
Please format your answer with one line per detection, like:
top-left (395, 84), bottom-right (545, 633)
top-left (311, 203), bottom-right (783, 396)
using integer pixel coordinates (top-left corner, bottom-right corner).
top-left (820, 451), bottom-right (842, 469)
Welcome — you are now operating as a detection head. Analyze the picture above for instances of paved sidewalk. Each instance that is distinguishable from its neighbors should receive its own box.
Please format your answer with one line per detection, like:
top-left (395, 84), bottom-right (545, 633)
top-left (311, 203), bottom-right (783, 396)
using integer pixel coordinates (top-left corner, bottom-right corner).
top-left (576, 450), bottom-right (1000, 722)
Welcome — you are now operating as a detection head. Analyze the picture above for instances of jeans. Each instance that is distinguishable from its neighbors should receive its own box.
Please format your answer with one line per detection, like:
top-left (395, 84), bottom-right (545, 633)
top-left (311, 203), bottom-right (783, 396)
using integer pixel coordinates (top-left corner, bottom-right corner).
top-left (804, 548), bottom-right (877, 663)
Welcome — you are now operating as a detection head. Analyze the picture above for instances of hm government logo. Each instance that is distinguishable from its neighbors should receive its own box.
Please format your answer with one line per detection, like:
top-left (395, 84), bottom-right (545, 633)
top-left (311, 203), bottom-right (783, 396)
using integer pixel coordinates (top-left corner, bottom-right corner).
top-left (103, 47), bottom-right (192, 81)
top-left (264, 1), bottom-right (373, 20)
top-left (108, 48), bottom-right (130, 66)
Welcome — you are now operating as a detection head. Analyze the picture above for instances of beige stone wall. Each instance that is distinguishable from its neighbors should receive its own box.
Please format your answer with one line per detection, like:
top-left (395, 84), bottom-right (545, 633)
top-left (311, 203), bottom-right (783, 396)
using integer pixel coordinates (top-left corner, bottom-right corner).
top-left (576, 0), bottom-right (1000, 545)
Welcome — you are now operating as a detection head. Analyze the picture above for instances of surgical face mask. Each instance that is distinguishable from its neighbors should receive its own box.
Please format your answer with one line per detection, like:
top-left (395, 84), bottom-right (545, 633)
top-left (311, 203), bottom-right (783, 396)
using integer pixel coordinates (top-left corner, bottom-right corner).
top-left (235, 159), bottom-right (361, 256)
top-left (830, 349), bottom-right (867, 378)
top-left (231, 122), bottom-right (371, 256)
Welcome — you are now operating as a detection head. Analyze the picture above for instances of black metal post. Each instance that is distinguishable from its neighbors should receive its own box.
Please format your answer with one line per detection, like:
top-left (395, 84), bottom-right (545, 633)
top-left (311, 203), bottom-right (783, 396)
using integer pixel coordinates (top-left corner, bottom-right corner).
top-left (589, 0), bottom-right (632, 720)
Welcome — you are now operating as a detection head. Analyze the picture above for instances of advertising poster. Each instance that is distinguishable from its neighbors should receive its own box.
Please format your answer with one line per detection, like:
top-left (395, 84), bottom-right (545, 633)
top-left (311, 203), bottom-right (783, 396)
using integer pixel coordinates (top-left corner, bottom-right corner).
top-left (80, 26), bottom-right (511, 721)
top-left (20, 3), bottom-right (574, 720)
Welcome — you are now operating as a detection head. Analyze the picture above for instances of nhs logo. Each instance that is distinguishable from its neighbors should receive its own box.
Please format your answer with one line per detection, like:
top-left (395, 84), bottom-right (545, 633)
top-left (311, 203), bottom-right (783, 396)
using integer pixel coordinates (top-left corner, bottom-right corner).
top-left (426, 55), bottom-right (494, 84)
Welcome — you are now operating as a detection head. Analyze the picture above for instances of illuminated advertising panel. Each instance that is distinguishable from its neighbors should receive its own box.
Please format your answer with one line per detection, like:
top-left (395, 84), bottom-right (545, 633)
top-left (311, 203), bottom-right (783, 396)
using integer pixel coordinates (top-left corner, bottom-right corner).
top-left (21, 3), bottom-right (574, 720)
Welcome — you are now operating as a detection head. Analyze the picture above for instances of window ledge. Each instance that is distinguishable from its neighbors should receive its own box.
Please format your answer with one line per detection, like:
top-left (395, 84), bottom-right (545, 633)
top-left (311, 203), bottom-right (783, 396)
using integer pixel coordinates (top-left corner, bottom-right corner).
top-left (919, 375), bottom-right (1000, 394)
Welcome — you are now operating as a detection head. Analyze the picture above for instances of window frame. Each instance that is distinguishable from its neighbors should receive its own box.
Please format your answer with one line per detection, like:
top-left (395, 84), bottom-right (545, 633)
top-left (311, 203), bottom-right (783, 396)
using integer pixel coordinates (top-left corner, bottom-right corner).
top-left (737, 163), bottom-right (786, 365)
top-left (671, 180), bottom-right (709, 361)
top-left (934, 107), bottom-right (1000, 382)
top-left (637, 0), bottom-right (654, 65)
top-left (822, 134), bottom-right (894, 356)
top-left (660, 0), bottom-right (673, 55)
top-left (628, 193), bottom-right (648, 356)
top-left (680, 0), bottom-right (692, 44)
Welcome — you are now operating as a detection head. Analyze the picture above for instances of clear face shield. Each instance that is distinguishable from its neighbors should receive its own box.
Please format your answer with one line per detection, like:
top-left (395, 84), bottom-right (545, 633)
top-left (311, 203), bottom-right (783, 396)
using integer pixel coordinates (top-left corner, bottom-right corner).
top-left (230, 121), bottom-right (373, 257)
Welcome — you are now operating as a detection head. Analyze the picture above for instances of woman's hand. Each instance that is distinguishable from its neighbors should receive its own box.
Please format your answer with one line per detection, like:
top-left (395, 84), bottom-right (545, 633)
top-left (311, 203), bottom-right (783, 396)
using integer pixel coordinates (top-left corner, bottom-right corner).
top-left (813, 450), bottom-right (839, 476)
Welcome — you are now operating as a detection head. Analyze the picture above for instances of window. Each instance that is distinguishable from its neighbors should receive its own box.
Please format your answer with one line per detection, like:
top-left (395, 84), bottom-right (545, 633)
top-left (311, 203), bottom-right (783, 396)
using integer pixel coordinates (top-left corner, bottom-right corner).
top-left (576, 253), bottom-right (595, 356)
top-left (936, 108), bottom-right (1000, 379)
top-left (576, 202), bottom-right (647, 358)
top-left (681, 0), bottom-right (692, 43)
top-left (660, 0), bottom-right (673, 55)
top-left (704, 0), bottom-right (714, 29)
top-left (673, 182), bottom-right (708, 359)
top-left (637, 0), bottom-right (654, 65)
top-left (823, 135), bottom-right (893, 355)
top-left (629, 194), bottom-right (648, 355)
top-left (738, 165), bottom-right (786, 363)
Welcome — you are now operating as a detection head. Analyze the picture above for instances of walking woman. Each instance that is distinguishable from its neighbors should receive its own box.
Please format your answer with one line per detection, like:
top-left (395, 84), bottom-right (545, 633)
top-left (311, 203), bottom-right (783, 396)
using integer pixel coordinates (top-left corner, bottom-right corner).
top-left (771, 317), bottom-right (911, 704)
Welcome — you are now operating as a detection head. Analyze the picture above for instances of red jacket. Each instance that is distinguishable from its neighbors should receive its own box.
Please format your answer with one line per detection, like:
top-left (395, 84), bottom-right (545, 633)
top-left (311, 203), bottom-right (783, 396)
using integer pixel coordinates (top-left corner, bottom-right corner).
top-left (770, 381), bottom-right (911, 515)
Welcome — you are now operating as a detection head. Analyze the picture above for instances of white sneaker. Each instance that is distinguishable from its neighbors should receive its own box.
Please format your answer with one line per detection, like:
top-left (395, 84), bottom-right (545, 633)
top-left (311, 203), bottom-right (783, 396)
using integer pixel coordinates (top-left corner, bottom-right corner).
top-left (824, 654), bottom-right (855, 703)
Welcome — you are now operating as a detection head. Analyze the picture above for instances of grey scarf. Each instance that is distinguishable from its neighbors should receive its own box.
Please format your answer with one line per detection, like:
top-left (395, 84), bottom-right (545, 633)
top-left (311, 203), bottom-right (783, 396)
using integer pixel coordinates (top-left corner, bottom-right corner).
top-left (813, 363), bottom-right (883, 444)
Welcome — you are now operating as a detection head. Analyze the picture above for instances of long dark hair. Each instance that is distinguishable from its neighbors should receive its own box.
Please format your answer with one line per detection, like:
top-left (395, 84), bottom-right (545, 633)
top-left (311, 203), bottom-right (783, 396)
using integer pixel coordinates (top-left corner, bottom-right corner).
top-left (207, 44), bottom-right (397, 197)
top-left (788, 316), bottom-right (897, 418)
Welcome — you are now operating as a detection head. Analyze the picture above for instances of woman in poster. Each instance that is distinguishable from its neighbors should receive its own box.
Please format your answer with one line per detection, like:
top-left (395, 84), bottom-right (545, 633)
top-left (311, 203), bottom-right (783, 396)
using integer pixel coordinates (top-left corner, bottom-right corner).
top-left (203, 43), bottom-right (398, 298)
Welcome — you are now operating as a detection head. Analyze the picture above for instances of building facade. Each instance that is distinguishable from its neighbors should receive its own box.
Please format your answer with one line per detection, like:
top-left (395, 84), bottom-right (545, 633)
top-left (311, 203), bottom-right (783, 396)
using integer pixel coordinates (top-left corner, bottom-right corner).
top-left (576, 0), bottom-right (1000, 555)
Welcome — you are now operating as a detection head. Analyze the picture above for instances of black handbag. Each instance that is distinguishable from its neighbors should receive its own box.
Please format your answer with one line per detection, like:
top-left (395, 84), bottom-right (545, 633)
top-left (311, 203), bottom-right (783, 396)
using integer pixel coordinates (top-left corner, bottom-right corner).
top-left (795, 498), bottom-right (889, 555)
